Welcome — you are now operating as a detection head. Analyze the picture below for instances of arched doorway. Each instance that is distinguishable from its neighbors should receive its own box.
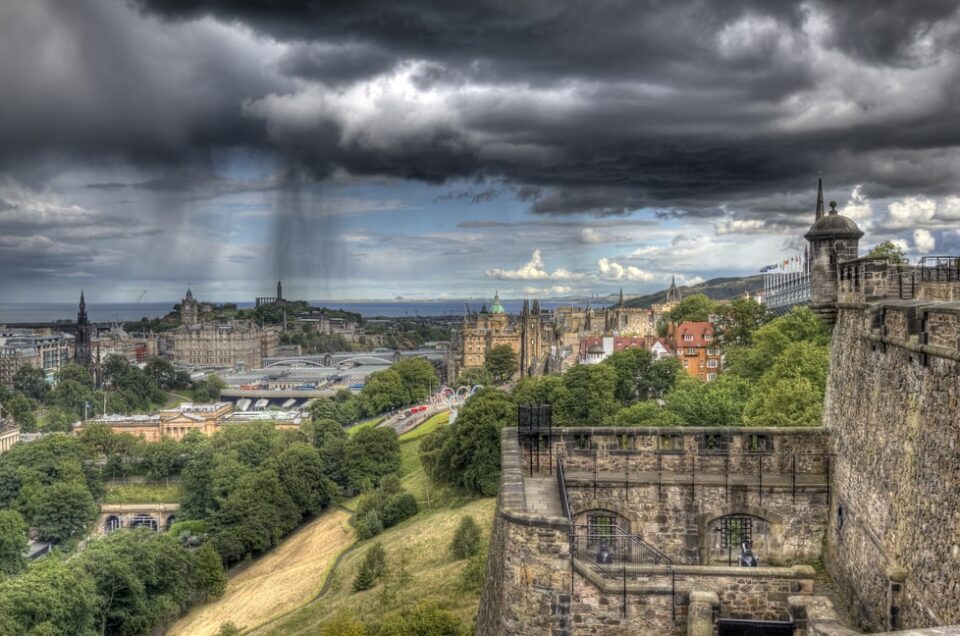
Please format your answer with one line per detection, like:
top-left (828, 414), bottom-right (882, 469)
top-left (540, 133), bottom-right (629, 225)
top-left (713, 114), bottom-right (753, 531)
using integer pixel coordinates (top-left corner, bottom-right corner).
top-left (165, 515), bottom-right (176, 531)
top-left (105, 515), bottom-right (121, 533)
top-left (705, 514), bottom-right (770, 566)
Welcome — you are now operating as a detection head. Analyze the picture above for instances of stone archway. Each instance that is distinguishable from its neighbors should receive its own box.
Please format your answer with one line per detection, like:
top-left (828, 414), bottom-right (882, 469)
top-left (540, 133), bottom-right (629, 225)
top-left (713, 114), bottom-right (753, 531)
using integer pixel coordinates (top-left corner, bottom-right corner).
top-left (698, 505), bottom-right (786, 566)
top-left (571, 503), bottom-right (637, 533)
top-left (105, 515), bottom-right (121, 533)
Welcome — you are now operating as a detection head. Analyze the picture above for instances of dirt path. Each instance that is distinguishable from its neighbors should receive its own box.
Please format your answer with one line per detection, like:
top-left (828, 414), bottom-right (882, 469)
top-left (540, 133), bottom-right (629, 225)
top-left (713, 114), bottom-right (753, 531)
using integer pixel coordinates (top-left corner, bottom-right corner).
top-left (167, 508), bottom-right (354, 636)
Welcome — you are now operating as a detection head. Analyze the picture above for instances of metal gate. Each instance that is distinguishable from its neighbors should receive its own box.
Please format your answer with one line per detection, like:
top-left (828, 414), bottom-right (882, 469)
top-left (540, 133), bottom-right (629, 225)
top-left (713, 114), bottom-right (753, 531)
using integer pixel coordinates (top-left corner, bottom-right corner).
top-left (717, 618), bottom-right (793, 636)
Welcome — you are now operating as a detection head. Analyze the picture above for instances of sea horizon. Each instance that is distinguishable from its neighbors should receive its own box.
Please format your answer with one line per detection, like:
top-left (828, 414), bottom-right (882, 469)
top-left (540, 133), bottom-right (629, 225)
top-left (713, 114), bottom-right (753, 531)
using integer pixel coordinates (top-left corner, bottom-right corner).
top-left (0, 298), bottom-right (600, 324)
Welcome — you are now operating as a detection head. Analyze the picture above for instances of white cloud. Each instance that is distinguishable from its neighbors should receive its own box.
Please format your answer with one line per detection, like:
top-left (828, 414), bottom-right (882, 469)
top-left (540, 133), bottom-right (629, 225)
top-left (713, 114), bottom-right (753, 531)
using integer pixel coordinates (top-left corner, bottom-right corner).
top-left (886, 196), bottom-right (936, 229)
top-left (597, 258), bottom-right (655, 282)
top-left (521, 285), bottom-right (573, 295)
top-left (713, 218), bottom-right (767, 235)
top-left (580, 227), bottom-right (611, 244)
top-left (840, 185), bottom-right (872, 220)
top-left (485, 249), bottom-right (580, 281)
top-left (913, 228), bottom-right (935, 253)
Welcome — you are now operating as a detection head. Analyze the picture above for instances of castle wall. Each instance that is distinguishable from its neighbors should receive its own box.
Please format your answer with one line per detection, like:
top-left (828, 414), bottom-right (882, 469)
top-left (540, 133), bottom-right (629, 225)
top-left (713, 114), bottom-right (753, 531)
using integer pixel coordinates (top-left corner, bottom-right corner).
top-left (825, 302), bottom-right (960, 631)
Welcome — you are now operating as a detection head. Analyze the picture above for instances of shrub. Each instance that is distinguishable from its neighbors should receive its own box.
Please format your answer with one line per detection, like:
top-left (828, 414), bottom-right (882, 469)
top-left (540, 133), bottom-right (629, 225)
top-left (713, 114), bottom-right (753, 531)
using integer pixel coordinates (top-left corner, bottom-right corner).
top-left (355, 509), bottom-right (384, 540)
top-left (460, 550), bottom-right (486, 592)
top-left (354, 542), bottom-right (387, 591)
top-left (381, 493), bottom-right (418, 527)
top-left (450, 515), bottom-right (482, 559)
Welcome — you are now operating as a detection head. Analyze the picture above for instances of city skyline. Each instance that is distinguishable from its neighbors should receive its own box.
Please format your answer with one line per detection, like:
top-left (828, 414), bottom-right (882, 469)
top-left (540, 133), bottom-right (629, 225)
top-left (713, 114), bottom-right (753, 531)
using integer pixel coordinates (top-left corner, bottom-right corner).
top-left (3, 1), bottom-right (960, 302)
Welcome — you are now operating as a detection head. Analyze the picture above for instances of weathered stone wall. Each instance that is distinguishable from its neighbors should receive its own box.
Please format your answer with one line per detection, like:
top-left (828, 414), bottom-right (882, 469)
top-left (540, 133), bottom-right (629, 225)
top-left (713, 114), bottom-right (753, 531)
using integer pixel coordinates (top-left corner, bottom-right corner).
top-left (480, 430), bottom-right (825, 636)
top-left (825, 301), bottom-right (960, 632)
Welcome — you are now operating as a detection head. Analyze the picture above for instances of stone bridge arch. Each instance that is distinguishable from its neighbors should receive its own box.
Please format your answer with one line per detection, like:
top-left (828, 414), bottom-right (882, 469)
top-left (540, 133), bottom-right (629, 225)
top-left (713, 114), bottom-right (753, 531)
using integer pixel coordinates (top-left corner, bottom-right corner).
top-left (98, 503), bottom-right (179, 536)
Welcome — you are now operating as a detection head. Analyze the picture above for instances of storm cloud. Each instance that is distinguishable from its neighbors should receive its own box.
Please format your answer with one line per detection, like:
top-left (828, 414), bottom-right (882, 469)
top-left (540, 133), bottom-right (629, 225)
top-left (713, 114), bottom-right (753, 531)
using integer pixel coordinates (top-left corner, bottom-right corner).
top-left (2, 0), bottom-right (960, 299)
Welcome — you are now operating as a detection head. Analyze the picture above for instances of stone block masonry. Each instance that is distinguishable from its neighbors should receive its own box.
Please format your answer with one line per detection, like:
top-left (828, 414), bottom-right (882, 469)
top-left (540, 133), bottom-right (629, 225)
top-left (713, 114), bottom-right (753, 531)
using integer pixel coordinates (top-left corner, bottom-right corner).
top-left (825, 300), bottom-right (960, 632)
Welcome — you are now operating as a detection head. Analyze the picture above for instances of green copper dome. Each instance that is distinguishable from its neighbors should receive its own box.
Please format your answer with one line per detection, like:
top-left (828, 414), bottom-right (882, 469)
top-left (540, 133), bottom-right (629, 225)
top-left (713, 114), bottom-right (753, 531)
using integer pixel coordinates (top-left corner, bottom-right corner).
top-left (491, 291), bottom-right (505, 314)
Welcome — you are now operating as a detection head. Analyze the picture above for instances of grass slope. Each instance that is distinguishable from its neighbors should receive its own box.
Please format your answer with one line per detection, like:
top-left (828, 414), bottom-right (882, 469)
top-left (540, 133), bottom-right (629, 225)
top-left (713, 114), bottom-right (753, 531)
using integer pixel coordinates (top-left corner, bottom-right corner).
top-left (103, 483), bottom-right (182, 504)
top-left (167, 508), bottom-right (354, 636)
top-left (251, 412), bottom-right (495, 634)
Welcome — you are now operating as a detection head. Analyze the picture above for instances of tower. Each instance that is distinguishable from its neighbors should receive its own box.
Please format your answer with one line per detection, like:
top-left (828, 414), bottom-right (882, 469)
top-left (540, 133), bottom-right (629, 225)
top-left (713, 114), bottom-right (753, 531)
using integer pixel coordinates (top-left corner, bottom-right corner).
top-left (277, 280), bottom-right (283, 301)
top-left (75, 290), bottom-right (93, 369)
top-left (666, 275), bottom-right (682, 304)
top-left (181, 286), bottom-right (199, 326)
top-left (519, 300), bottom-right (530, 378)
top-left (805, 181), bottom-right (863, 326)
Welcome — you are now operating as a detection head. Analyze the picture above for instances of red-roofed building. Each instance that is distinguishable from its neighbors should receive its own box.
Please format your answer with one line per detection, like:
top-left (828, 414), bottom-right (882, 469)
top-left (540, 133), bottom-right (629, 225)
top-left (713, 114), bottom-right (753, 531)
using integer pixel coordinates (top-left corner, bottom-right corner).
top-left (673, 321), bottom-right (721, 381)
top-left (577, 335), bottom-right (673, 365)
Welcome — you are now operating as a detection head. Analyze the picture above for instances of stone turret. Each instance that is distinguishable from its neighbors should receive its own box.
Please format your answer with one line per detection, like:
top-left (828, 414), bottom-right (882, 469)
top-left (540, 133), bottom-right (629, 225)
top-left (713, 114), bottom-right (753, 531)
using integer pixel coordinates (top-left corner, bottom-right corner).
top-left (805, 180), bottom-right (863, 326)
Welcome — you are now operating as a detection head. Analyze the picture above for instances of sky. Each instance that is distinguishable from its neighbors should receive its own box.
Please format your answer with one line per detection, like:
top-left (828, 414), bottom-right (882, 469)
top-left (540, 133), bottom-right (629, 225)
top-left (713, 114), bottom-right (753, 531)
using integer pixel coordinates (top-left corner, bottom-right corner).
top-left (2, 0), bottom-right (960, 303)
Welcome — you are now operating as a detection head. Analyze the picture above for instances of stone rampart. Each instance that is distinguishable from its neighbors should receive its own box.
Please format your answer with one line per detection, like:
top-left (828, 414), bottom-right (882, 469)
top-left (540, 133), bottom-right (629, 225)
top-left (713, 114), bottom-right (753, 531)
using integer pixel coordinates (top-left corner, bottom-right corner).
top-left (825, 300), bottom-right (960, 631)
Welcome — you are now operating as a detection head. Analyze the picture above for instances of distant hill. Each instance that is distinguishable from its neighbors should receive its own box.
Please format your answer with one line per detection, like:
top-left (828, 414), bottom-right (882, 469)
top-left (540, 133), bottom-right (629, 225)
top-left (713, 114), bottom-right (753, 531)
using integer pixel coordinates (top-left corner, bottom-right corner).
top-left (624, 275), bottom-right (763, 308)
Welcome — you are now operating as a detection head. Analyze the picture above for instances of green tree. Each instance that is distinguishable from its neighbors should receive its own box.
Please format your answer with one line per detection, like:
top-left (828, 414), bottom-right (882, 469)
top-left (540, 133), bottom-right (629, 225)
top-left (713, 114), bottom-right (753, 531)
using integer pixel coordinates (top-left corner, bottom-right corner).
top-left (455, 366), bottom-right (492, 388)
top-left (321, 614), bottom-right (367, 636)
top-left (510, 374), bottom-right (568, 406)
top-left (866, 240), bottom-right (907, 262)
top-left (12, 366), bottom-right (48, 402)
top-left (309, 398), bottom-right (339, 423)
top-left (421, 389), bottom-right (514, 496)
top-left (555, 364), bottom-right (618, 426)
top-left (0, 558), bottom-right (98, 635)
top-left (484, 345), bottom-right (518, 384)
top-left (4, 392), bottom-right (37, 431)
top-left (613, 401), bottom-right (684, 427)
top-left (360, 370), bottom-right (408, 415)
top-left (743, 341), bottom-right (830, 427)
top-left (144, 357), bottom-right (180, 389)
top-left (373, 603), bottom-right (468, 636)
top-left (141, 436), bottom-right (180, 484)
top-left (668, 293), bottom-right (716, 324)
top-left (343, 427), bottom-right (401, 491)
top-left (353, 542), bottom-right (387, 591)
top-left (49, 379), bottom-right (94, 421)
top-left (449, 515), bottom-right (481, 559)
top-left (56, 363), bottom-right (94, 389)
top-left (725, 306), bottom-right (830, 381)
top-left (79, 422), bottom-right (116, 456)
top-left (217, 622), bottom-right (243, 636)
top-left (0, 509), bottom-right (28, 577)
top-left (33, 480), bottom-right (98, 542)
top-left (193, 542), bottom-right (228, 600)
top-left (271, 442), bottom-right (334, 515)
top-left (714, 298), bottom-right (770, 347)
top-left (393, 357), bottom-right (438, 404)
top-left (664, 374), bottom-right (752, 426)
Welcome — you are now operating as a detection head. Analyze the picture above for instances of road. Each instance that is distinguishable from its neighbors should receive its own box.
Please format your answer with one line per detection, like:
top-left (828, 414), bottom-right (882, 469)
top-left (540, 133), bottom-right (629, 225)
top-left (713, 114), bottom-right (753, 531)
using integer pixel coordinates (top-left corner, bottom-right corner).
top-left (377, 402), bottom-right (448, 435)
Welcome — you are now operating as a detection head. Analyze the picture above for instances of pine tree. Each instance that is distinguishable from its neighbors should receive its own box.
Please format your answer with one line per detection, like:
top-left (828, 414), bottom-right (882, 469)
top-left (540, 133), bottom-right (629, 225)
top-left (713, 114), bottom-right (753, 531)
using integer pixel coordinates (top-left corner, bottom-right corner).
top-left (193, 542), bottom-right (228, 599)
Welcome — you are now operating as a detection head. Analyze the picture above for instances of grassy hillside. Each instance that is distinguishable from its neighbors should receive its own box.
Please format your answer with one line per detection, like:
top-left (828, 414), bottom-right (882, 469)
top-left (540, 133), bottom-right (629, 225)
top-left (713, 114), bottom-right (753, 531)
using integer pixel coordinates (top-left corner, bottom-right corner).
top-left (624, 274), bottom-right (764, 308)
top-left (175, 411), bottom-right (494, 635)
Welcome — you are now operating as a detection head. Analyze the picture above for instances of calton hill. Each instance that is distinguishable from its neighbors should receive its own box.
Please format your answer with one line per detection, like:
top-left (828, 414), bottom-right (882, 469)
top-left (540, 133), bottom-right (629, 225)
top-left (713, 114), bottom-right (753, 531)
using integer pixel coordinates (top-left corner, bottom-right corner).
top-left (0, 287), bottom-right (834, 635)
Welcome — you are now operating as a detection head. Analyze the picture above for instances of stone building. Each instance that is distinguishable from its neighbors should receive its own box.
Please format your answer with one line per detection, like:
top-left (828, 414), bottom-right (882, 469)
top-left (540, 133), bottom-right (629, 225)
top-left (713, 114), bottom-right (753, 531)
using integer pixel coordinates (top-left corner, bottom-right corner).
top-left (165, 320), bottom-right (280, 369)
top-left (74, 402), bottom-right (233, 442)
top-left (457, 292), bottom-right (554, 379)
top-left (0, 419), bottom-right (20, 454)
top-left (0, 329), bottom-right (72, 387)
top-left (478, 184), bottom-right (960, 635)
top-left (673, 321), bottom-right (722, 381)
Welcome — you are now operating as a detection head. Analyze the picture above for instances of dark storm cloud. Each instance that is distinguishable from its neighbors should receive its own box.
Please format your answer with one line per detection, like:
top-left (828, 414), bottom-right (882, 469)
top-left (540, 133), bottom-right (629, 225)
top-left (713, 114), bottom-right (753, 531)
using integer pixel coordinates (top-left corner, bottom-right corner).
top-left (3, 0), bottom-right (960, 229)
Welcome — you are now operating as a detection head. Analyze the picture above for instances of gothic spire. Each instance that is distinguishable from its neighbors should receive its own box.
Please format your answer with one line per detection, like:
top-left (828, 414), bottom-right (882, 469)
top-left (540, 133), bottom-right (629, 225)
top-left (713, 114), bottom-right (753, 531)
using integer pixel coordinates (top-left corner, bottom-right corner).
top-left (78, 289), bottom-right (88, 324)
top-left (815, 177), bottom-right (825, 221)
top-left (618, 287), bottom-right (624, 307)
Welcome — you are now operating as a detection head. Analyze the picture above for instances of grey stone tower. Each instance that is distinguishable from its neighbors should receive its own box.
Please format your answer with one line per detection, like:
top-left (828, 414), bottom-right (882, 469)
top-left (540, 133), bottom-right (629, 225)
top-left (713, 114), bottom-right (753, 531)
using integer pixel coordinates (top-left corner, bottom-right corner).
top-left (804, 179), bottom-right (863, 326)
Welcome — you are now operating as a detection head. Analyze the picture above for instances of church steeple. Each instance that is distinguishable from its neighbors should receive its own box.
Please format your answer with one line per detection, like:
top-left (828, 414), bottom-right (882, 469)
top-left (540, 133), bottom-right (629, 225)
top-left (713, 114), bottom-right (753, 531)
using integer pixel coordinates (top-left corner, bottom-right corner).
top-left (78, 289), bottom-right (88, 324)
top-left (815, 177), bottom-right (825, 221)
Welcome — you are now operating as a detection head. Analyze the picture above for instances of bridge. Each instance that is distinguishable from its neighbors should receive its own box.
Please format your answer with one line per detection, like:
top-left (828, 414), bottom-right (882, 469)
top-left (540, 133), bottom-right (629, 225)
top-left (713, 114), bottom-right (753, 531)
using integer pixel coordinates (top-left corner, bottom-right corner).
top-left (261, 348), bottom-right (447, 369)
top-left (98, 503), bottom-right (179, 535)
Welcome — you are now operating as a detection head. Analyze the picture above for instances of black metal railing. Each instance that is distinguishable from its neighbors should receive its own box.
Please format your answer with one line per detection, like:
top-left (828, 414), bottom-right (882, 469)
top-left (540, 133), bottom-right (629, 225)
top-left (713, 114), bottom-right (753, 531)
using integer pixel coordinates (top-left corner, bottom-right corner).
top-left (917, 256), bottom-right (960, 282)
top-left (557, 449), bottom-right (572, 522)
top-left (571, 529), bottom-right (672, 572)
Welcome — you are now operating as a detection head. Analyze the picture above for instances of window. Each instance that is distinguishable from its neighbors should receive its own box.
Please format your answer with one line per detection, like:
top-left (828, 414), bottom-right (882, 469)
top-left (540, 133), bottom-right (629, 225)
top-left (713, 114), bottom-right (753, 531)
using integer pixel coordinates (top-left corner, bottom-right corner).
top-left (699, 433), bottom-right (730, 454)
top-left (707, 359), bottom-right (719, 368)
top-left (617, 434), bottom-right (632, 450)
top-left (657, 433), bottom-right (684, 454)
top-left (683, 359), bottom-right (689, 368)
top-left (687, 347), bottom-right (696, 355)
top-left (587, 513), bottom-right (618, 537)
top-left (704, 334), bottom-right (712, 341)
top-left (743, 433), bottom-right (773, 453)
top-left (706, 373), bottom-right (717, 381)
top-left (707, 347), bottom-right (720, 356)
top-left (684, 334), bottom-right (693, 342)
top-left (574, 434), bottom-right (591, 450)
